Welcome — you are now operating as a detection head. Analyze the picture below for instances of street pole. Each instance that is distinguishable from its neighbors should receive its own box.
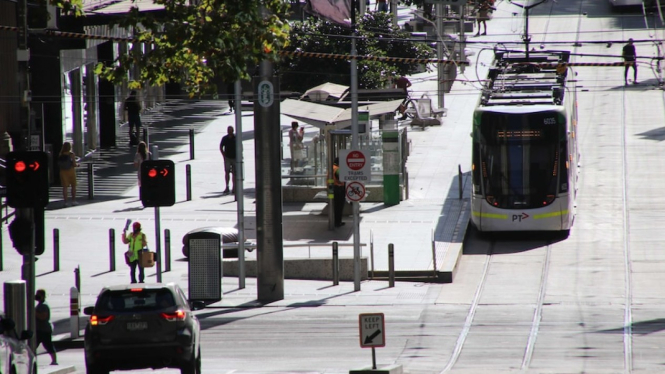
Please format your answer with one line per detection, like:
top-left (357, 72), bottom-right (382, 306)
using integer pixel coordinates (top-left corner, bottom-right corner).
top-left (351, 0), bottom-right (361, 292)
top-left (233, 79), bottom-right (245, 289)
top-left (459, 4), bottom-right (466, 74)
top-left (436, 3), bottom-right (444, 108)
top-left (16, 0), bottom-right (36, 351)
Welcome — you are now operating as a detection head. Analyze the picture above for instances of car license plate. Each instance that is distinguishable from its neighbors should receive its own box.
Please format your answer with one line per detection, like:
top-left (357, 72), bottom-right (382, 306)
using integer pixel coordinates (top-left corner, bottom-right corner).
top-left (126, 321), bottom-right (148, 331)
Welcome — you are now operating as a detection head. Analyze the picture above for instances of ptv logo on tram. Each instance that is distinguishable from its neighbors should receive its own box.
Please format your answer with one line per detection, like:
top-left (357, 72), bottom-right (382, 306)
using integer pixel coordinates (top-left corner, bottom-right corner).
top-left (512, 213), bottom-right (530, 222)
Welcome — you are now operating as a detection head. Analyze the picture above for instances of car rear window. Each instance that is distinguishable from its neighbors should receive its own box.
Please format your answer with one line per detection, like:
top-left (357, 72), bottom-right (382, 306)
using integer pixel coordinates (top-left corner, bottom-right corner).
top-left (96, 289), bottom-right (176, 313)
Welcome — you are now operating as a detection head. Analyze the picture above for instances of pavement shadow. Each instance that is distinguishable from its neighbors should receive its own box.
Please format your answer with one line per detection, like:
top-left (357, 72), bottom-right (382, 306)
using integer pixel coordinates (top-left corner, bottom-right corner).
top-left (432, 171), bottom-right (471, 244)
top-left (596, 318), bottom-right (665, 335)
top-left (636, 126), bottom-right (665, 142)
top-left (48, 99), bottom-right (228, 204)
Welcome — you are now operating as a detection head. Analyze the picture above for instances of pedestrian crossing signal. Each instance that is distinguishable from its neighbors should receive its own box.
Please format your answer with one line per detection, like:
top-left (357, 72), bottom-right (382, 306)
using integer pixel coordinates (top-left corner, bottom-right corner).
top-left (6, 151), bottom-right (49, 208)
top-left (140, 160), bottom-right (175, 207)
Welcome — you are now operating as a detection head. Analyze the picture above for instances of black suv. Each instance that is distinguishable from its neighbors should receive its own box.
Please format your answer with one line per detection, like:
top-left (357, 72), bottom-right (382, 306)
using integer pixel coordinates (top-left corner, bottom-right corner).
top-left (83, 283), bottom-right (205, 374)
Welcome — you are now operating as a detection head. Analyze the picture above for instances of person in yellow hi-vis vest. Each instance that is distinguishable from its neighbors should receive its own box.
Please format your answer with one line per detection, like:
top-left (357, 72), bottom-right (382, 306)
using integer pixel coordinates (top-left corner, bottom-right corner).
top-left (121, 221), bottom-right (148, 283)
top-left (332, 158), bottom-right (346, 227)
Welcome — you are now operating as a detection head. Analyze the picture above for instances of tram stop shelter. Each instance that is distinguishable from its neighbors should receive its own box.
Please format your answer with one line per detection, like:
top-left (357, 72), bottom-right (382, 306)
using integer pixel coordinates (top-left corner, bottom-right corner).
top-left (280, 96), bottom-right (409, 212)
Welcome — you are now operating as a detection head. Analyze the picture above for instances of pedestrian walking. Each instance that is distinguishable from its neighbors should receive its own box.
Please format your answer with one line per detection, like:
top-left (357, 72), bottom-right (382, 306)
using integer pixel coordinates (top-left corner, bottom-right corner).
top-left (220, 126), bottom-right (236, 195)
top-left (134, 141), bottom-right (151, 188)
top-left (475, 0), bottom-right (493, 36)
top-left (376, 0), bottom-right (388, 12)
top-left (227, 82), bottom-right (235, 113)
top-left (623, 38), bottom-right (638, 85)
top-left (58, 141), bottom-right (78, 207)
top-left (35, 289), bottom-right (58, 365)
top-left (394, 75), bottom-right (412, 120)
top-left (332, 158), bottom-right (346, 227)
top-left (289, 121), bottom-right (304, 172)
top-left (121, 221), bottom-right (148, 283)
top-left (124, 90), bottom-right (142, 145)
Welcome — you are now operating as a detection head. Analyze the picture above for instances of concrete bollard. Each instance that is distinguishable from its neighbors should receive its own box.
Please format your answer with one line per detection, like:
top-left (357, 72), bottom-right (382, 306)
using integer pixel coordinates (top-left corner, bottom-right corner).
top-left (70, 286), bottom-right (80, 339)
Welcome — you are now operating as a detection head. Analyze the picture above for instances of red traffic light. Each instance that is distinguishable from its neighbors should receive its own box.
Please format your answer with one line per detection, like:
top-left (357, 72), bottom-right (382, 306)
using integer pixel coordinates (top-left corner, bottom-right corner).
top-left (13, 160), bottom-right (40, 173)
top-left (14, 161), bottom-right (26, 173)
top-left (148, 168), bottom-right (158, 178)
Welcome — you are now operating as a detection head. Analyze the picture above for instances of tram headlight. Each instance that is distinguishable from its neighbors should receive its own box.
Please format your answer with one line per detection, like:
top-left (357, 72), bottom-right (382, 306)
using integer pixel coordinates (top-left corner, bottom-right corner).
top-left (543, 195), bottom-right (555, 205)
top-left (486, 195), bottom-right (498, 206)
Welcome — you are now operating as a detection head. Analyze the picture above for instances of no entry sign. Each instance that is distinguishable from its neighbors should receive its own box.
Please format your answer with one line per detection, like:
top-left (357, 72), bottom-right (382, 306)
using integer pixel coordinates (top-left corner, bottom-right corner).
top-left (338, 149), bottom-right (371, 182)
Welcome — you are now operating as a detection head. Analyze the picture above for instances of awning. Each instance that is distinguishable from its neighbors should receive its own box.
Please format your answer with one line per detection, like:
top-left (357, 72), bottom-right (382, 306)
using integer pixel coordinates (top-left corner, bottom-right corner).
top-left (281, 99), bottom-right (403, 131)
top-left (300, 82), bottom-right (349, 101)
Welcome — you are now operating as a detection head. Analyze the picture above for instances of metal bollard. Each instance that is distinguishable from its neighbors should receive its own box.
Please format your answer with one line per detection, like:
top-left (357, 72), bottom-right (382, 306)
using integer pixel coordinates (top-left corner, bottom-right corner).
top-left (189, 129), bottom-right (195, 160)
top-left (74, 265), bottom-right (81, 293)
top-left (164, 229), bottom-right (171, 272)
top-left (150, 145), bottom-right (159, 160)
top-left (388, 244), bottom-right (395, 288)
top-left (53, 229), bottom-right (60, 272)
top-left (458, 164), bottom-right (463, 200)
top-left (332, 242), bottom-right (339, 286)
top-left (87, 163), bottom-right (94, 200)
top-left (370, 230), bottom-right (374, 280)
top-left (186, 165), bottom-right (192, 201)
top-left (143, 127), bottom-right (149, 144)
top-left (70, 287), bottom-right (80, 339)
top-left (109, 228), bottom-right (116, 272)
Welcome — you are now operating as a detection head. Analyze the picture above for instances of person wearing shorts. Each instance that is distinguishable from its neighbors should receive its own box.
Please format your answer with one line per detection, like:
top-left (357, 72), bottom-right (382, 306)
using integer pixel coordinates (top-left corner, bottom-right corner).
top-left (220, 126), bottom-right (236, 194)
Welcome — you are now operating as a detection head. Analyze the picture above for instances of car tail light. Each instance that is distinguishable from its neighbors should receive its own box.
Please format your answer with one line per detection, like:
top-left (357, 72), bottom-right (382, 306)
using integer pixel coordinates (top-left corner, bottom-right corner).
top-left (91, 315), bottom-right (114, 326)
top-left (161, 310), bottom-right (186, 322)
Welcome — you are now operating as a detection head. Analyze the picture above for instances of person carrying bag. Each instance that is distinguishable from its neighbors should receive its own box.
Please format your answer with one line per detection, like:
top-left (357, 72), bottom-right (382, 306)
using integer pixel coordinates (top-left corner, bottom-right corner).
top-left (121, 221), bottom-right (148, 283)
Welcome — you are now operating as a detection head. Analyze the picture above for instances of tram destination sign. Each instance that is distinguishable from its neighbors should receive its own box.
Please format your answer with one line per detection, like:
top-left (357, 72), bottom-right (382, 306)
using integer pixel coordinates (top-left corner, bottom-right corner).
top-left (338, 149), bottom-right (371, 183)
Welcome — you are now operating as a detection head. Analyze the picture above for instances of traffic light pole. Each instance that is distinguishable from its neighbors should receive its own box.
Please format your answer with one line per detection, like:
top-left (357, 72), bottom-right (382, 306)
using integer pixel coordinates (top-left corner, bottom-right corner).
top-left (154, 207), bottom-right (162, 283)
top-left (16, 0), bottom-right (36, 351)
top-left (18, 208), bottom-right (36, 351)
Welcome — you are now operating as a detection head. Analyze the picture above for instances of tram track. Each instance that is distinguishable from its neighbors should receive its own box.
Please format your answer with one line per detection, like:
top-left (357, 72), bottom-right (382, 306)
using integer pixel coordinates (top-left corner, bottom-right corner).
top-left (439, 236), bottom-right (554, 372)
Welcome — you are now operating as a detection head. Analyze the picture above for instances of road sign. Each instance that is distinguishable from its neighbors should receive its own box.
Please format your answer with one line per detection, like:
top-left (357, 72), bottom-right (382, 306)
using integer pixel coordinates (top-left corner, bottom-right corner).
top-left (359, 313), bottom-right (385, 348)
top-left (425, 0), bottom-right (467, 4)
top-left (338, 149), bottom-right (371, 182)
top-left (346, 182), bottom-right (366, 202)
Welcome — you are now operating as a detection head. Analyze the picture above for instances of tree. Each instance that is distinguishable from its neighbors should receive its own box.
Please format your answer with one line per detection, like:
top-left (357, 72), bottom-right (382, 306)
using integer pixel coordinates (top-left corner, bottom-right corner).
top-left (93, 0), bottom-right (291, 97)
top-left (279, 11), bottom-right (434, 93)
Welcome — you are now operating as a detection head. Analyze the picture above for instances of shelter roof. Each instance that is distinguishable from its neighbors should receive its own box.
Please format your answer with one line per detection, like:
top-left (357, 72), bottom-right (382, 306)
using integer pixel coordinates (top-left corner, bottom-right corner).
top-left (281, 99), bottom-right (403, 131)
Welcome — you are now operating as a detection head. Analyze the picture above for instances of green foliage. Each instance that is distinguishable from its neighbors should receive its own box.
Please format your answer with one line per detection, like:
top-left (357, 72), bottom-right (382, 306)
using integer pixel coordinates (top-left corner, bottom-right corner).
top-left (95, 0), bottom-right (290, 97)
top-left (280, 11), bottom-right (433, 93)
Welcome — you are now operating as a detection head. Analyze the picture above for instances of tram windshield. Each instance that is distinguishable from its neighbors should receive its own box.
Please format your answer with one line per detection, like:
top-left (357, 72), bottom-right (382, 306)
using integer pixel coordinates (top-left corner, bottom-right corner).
top-left (478, 111), bottom-right (564, 209)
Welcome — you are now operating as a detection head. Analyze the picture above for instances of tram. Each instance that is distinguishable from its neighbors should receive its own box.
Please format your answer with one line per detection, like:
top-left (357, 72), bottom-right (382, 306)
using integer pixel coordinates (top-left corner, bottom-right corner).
top-left (470, 50), bottom-right (579, 233)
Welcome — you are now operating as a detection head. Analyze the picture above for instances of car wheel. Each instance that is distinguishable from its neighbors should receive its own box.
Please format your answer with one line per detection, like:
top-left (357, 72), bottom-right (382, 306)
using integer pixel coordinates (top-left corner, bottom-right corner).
top-left (180, 348), bottom-right (201, 374)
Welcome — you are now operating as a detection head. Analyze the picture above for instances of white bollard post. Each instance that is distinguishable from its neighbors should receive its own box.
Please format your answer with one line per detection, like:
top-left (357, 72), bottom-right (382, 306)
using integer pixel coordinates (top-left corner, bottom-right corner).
top-left (70, 287), bottom-right (80, 339)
